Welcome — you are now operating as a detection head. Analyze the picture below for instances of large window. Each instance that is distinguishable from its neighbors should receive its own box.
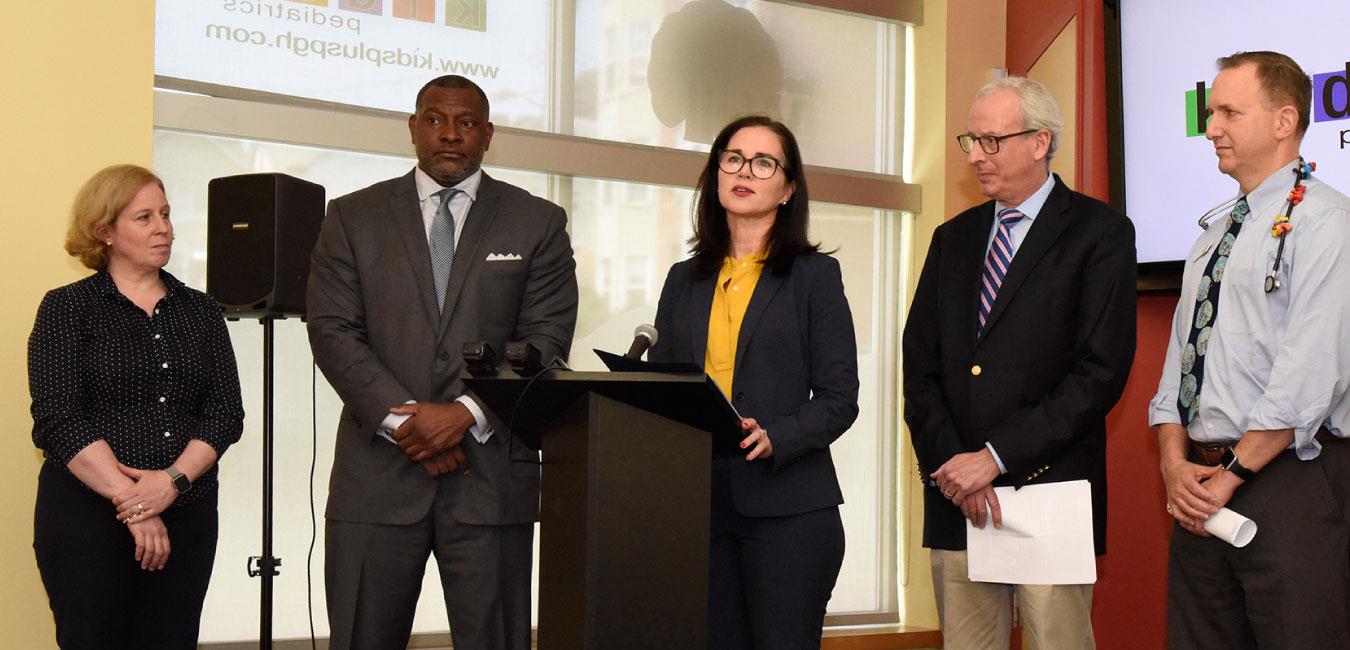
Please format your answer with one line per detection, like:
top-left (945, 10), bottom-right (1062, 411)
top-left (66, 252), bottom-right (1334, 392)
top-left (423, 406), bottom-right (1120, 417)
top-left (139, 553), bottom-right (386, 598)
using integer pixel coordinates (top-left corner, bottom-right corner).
top-left (154, 0), bottom-right (917, 642)
top-left (571, 0), bottom-right (902, 172)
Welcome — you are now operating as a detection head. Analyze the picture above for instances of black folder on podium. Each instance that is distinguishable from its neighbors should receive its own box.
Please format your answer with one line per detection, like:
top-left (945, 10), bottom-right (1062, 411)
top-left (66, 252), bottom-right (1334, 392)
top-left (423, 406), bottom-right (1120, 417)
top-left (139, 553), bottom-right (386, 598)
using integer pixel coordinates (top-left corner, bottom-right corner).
top-left (463, 351), bottom-right (742, 650)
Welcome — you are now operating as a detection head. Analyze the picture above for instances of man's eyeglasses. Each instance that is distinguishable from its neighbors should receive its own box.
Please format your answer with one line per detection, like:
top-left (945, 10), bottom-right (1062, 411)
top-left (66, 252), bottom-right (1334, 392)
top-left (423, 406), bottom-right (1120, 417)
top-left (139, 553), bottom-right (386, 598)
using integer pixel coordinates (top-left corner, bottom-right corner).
top-left (956, 129), bottom-right (1039, 155)
top-left (718, 150), bottom-right (786, 180)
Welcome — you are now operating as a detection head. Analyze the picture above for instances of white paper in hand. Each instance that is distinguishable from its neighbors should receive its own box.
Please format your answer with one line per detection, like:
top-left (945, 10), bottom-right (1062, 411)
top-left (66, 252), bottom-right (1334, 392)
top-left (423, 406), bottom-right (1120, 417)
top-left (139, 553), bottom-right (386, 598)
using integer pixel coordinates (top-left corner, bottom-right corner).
top-left (966, 479), bottom-right (1096, 585)
top-left (1203, 507), bottom-right (1257, 547)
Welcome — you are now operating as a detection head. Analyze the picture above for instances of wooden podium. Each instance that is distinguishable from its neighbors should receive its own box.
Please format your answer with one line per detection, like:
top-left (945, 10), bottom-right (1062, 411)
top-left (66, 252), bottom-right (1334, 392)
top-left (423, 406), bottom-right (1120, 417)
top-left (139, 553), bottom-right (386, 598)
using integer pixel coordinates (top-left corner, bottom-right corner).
top-left (466, 370), bottom-right (741, 650)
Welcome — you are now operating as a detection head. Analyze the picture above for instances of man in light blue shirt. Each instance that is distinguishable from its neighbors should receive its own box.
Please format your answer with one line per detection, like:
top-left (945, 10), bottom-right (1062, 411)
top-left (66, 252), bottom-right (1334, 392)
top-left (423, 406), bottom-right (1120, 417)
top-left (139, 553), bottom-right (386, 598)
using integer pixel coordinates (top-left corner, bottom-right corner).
top-left (1149, 51), bottom-right (1350, 648)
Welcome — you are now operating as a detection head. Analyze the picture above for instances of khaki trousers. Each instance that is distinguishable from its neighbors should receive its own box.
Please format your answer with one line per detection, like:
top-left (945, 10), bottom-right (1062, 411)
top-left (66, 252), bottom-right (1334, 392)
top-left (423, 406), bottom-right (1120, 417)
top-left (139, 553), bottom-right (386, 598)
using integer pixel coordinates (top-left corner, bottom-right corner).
top-left (931, 549), bottom-right (1095, 650)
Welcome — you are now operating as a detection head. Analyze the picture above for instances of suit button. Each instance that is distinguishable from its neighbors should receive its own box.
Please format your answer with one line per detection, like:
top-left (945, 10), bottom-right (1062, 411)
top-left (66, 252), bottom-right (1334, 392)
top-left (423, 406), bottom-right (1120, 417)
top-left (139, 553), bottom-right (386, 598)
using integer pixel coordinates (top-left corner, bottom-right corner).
top-left (971, 365), bottom-right (982, 376)
top-left (734, 391), bottom-right (744, 401)
top-left (438, 351), bottom-right (451, 361)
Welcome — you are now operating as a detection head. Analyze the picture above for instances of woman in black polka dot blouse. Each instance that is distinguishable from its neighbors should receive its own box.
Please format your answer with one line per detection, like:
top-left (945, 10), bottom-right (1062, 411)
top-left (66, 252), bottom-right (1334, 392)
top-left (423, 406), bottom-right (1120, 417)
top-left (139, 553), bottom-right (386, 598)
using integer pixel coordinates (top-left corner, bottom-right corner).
top-left (28, 164), bottom-right (244, 649)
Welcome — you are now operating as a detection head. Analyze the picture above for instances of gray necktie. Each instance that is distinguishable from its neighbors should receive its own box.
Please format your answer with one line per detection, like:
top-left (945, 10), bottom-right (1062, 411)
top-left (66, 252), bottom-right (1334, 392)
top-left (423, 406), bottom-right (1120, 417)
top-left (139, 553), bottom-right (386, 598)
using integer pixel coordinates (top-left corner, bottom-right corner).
top-left (430, 188), bottom-right (458, 313)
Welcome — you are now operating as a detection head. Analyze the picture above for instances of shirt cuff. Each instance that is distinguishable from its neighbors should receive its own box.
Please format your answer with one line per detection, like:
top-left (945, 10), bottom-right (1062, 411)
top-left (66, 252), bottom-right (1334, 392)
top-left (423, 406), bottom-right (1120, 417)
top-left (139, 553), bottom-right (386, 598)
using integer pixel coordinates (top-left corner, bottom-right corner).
top-left (985, 442), bottom-right (1008, 475)
top-left (456, 394), bottom-right (493, 444)
top-left (377, 398), bottom-right (492, 444)
top-left (377, 407), bottom-right (413, 444)
top-left (1147, 396), bottom-right (1182, 428)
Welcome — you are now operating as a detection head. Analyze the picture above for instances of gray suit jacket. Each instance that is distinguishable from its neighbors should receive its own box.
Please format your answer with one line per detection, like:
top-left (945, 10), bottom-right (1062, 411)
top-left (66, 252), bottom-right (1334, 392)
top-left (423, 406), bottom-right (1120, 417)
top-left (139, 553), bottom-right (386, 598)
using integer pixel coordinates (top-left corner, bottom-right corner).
top-left (307, 170), bottom-right (578, 526)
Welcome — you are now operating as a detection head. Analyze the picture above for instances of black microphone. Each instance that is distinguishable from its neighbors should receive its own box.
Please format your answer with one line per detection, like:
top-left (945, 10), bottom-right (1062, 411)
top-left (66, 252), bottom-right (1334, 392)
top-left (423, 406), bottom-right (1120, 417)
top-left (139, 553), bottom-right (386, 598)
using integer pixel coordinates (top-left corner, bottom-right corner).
top-left (462, 341), bottom-right (501, 376)
top-left (625, 324), bottom-right (659, 359)
top-left (505, 341), bottom-right (545, 376)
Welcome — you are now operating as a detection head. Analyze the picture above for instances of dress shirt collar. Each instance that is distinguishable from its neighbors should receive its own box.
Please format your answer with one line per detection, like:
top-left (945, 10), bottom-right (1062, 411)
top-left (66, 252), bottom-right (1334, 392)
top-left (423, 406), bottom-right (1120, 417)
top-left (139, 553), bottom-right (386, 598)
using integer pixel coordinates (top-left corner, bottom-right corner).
top-left (1241, 156), bottom-right (1303, 217)
top-left (92, 268), bottom-right (185, 301)
top-left (414, 165), bottom-right (482, 203)
top-left (994, 172), bottom-right (1055, 223)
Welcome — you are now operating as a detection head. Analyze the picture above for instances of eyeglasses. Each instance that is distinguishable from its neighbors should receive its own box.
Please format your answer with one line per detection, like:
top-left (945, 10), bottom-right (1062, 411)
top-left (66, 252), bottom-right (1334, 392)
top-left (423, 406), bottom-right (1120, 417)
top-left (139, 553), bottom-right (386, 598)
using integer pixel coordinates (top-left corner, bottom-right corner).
top-left (956, 129), bottom-right (1038, 154)
top-left (718, 150), bottom-right (786, 180)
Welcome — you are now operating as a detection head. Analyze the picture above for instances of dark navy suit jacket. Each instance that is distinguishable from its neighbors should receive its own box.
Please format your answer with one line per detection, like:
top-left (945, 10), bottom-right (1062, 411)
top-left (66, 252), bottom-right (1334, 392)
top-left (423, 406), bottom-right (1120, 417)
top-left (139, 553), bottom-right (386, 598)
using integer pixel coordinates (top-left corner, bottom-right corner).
top-left (903, 176), bottom-right (1137, 555)
top-left (650, 251), bottom-right (859, 517)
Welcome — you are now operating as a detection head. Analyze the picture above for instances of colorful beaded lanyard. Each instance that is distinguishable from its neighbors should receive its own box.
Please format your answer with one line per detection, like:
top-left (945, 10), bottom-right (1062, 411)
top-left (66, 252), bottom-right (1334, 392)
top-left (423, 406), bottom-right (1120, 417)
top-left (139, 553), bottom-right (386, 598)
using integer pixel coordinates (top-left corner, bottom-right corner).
top-left (1264, 157), bottom-right (1315, 294)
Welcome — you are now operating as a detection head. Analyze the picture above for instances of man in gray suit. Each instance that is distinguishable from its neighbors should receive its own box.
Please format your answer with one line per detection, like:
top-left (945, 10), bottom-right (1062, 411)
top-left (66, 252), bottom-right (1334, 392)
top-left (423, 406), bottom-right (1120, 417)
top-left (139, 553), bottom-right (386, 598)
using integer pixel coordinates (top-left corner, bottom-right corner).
top-left (307, 75), bottom-right (578, 650)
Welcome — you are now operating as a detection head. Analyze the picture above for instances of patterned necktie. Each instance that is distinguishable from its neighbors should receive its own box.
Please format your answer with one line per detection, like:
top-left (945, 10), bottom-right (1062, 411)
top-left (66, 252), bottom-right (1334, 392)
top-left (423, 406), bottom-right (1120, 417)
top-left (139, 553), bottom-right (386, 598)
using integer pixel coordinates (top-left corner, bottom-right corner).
top-left (430, 188), bottom-right (458, 313)
top-left (1178, 196), bottom-right (1249, 425)
top-left (977, 208), bottom-right (1026, 333)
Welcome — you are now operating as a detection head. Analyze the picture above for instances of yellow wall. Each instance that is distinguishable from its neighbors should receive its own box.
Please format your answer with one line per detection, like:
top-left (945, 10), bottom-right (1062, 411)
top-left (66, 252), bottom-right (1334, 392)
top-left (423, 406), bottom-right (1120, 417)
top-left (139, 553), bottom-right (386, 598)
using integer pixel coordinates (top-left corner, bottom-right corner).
top-left (902, 0), bottom-right (1006, 629)
top-left (943, 0), bottom-right (1008, 217)
top-left (0, 2), bottom-right (155, 646)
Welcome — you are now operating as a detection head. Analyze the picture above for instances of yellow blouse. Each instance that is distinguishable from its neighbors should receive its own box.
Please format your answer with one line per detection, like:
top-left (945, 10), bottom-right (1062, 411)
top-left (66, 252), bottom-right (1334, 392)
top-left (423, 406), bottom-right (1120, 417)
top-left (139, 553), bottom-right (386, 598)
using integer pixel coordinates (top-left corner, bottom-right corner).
top-left (705, 253), bottom-right (765, 399)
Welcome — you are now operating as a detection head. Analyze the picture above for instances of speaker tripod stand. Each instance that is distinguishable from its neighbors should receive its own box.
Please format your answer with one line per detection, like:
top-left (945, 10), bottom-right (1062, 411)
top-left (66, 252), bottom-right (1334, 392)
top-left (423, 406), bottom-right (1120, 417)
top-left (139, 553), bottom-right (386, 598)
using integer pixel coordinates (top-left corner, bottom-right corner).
top-left (245, 315), bottom-right (283, 650)
top-left (206, 171), bottom-right (325, 647)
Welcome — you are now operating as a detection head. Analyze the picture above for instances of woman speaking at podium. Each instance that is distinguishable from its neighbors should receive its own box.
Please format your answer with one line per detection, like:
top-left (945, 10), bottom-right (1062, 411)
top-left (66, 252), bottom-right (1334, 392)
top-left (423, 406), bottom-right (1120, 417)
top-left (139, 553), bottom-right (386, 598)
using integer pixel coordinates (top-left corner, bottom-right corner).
top-left (649, 116), bottom-right (859, 649)
top-left (28, 164), bottom-right (244, 648)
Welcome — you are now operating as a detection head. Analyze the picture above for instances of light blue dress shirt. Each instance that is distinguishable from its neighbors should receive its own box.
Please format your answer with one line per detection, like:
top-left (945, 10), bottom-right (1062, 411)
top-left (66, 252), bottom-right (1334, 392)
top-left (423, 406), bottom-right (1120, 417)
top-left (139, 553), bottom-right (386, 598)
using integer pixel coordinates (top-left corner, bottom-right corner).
top-left (986, 172), bottom-right (1055, 256)
top-left (1149, 159), bottom-right (1350, 459)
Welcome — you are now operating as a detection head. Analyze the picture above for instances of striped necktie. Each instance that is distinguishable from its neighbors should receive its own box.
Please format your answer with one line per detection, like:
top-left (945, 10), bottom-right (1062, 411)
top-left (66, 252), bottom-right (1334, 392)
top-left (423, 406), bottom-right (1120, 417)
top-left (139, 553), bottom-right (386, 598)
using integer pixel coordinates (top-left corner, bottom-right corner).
top-left (430, 188), bottom-right (458, 313)
top-left (977, 208), bottom-right (1026, 333)
top-left (1178, 196), bottom-right (1249, 426)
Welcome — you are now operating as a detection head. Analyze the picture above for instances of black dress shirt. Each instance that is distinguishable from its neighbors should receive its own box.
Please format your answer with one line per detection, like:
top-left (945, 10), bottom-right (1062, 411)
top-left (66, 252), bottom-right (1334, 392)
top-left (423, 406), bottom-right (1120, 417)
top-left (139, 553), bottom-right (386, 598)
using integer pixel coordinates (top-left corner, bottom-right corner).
top-left (29, 270), bottom-right (244, 507)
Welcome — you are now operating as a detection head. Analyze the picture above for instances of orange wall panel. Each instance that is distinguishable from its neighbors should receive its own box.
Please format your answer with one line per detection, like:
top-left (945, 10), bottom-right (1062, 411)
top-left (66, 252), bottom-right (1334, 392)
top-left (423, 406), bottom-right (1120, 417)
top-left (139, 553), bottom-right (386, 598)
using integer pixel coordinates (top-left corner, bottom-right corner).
top-left (1005, 2), bottom-right (1172, 648)
top-left (1096, 295), bottom-right (1176, 650)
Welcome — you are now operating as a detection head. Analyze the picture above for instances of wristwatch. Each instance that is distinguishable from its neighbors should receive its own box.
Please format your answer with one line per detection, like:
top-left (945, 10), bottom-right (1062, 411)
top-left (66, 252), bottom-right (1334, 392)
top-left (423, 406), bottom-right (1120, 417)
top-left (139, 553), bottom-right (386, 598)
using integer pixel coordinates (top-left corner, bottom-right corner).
top-left (1220, 448), bottom-right (1257, 481)
top-left (166, 466), bottom-right (192, 494)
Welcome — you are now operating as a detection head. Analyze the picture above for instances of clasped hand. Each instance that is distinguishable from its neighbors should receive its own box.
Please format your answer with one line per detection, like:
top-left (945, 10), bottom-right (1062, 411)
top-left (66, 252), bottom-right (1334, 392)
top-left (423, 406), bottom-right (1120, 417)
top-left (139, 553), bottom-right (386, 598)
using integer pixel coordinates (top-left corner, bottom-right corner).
top-left (111, 464), bottom-right (174, 571)
top-left (112, 463), bottom-right (177, 523)
top-left (127, 515), bottom-right (171, 571)
top-left (390, 401), bottom-right (473, 477)
top-left (932, 449), bottom-right (1003, 529)
top-left (1162, 459), bottom-right (1237, 536)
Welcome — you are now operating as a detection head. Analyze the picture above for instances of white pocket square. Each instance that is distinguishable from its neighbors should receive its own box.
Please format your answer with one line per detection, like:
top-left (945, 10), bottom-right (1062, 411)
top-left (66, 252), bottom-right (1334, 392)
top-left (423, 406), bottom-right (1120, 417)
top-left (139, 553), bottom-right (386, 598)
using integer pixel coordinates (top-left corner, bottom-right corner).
top-left (486, 253), bottom-right (523, 261)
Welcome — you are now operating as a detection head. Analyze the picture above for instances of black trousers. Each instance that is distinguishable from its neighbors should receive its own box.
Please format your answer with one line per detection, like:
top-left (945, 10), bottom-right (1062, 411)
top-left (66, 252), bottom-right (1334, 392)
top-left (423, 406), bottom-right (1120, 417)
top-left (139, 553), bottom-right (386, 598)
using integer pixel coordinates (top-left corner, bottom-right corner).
top-left (1167, 441), bottom-right (1350, 649)
top-left (708, 457), bottom-right (846, 650)
top-left (33, 461), bottom-right (219, 650)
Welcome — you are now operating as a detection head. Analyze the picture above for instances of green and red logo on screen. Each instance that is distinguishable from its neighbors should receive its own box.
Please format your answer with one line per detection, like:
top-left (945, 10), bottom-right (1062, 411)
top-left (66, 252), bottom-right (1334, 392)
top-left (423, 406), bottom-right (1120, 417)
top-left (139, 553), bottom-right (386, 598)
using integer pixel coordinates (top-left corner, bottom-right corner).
top-left (1185, 63), bottom-right (1350, 138)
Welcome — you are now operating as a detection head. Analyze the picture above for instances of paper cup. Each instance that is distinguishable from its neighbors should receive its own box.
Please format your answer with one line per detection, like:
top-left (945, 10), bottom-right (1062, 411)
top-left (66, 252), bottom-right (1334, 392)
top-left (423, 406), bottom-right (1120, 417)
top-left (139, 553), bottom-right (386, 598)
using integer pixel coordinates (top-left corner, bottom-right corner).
top-left (1204, 507), bottom-right (1257, 548)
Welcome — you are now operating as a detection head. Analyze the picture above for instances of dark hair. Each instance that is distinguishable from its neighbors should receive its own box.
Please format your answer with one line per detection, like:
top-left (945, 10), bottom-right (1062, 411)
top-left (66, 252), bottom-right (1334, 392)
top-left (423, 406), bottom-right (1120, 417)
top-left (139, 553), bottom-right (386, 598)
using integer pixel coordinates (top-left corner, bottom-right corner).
top-left (1217, 51), bottom-right (1311, 136)
top-left (689, 115), bottom-right (818, 278)
top-left (415, 75), bottom-right (491, 120)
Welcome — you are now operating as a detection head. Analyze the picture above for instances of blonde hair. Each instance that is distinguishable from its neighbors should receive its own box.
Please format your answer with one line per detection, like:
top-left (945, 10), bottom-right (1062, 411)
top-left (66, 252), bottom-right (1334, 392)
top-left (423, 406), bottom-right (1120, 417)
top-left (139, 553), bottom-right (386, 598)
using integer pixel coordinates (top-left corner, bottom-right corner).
top-left (64, 164), bottom-right (165, 270)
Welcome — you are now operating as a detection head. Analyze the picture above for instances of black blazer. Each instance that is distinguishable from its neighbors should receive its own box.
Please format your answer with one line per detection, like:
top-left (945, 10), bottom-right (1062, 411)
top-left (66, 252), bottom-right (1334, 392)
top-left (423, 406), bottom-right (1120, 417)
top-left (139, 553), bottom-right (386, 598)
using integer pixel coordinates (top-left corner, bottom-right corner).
top-left (650, 251), bottom-right (860, 517)
top-left (902, 176), bottom-right (1136, 555)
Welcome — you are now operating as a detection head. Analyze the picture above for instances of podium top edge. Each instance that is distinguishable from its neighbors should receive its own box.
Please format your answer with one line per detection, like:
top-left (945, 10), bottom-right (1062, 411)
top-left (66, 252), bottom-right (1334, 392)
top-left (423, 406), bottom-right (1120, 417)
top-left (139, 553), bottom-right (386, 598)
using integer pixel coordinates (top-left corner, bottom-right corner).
top-left (463, 370), bottom-right (709, 384)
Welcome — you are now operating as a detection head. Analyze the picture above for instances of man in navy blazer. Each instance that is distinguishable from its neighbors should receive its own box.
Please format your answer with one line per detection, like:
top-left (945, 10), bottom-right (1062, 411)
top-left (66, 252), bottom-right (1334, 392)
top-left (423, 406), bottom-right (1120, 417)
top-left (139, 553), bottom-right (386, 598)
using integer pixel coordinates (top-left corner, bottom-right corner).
top-left (903, 77), bottom-right (1136, 649)
top-left (307, 76), bottom-right (578, 650)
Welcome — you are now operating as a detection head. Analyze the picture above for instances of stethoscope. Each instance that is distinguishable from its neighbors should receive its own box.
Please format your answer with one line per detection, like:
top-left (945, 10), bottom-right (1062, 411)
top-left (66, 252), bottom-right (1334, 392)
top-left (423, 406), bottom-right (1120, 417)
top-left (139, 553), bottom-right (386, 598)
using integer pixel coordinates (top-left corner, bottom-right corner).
top-left (1195, 156), bottom-right (1313, 293)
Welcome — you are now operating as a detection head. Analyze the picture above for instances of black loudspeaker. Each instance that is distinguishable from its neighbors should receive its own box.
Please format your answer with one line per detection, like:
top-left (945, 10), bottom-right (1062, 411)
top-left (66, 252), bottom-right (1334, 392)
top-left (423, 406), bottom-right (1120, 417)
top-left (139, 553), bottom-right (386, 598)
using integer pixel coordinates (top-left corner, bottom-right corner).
top-left (207, 173), bottom-right (325, 318)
